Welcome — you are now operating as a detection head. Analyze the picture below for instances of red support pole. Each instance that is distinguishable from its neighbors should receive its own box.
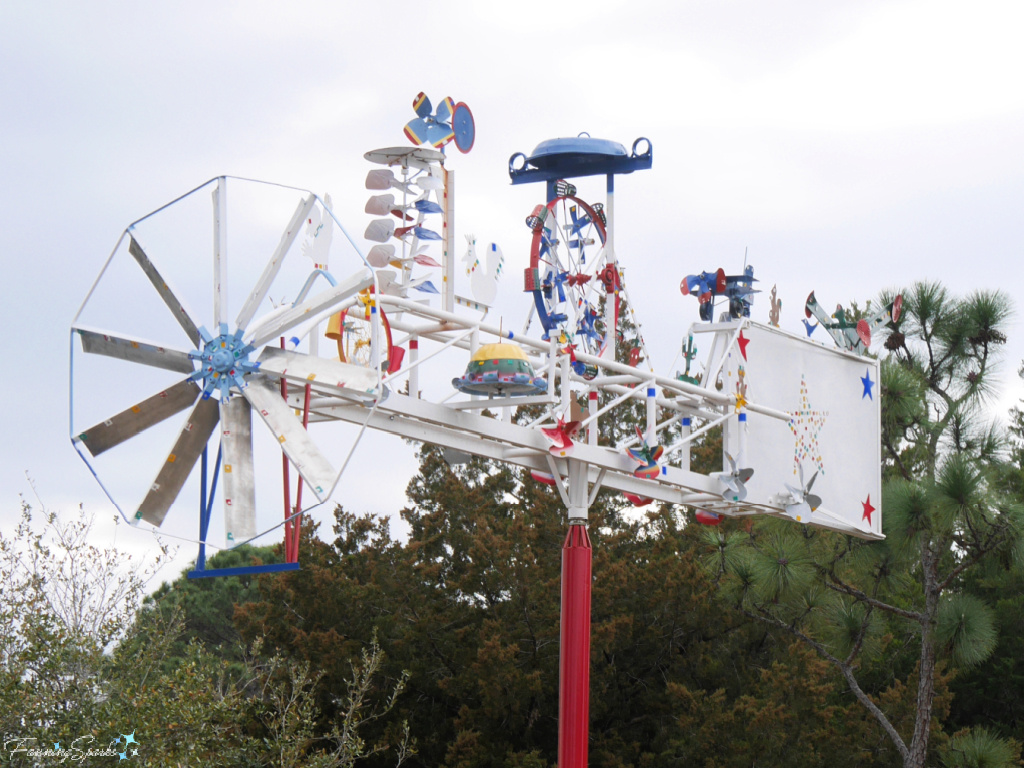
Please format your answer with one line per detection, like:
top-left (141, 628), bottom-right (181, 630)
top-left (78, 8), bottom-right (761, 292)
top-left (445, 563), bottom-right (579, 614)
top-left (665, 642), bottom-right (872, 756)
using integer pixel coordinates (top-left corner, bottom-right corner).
top-left (559, 523), bottom-right (592, 768)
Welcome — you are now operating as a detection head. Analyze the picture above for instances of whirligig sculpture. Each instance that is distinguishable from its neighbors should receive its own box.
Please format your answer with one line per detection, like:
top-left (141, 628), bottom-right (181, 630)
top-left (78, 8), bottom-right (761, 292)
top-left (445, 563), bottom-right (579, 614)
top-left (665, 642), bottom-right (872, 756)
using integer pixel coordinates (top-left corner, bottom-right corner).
top-left (71, 90), bottom-right (898, 768)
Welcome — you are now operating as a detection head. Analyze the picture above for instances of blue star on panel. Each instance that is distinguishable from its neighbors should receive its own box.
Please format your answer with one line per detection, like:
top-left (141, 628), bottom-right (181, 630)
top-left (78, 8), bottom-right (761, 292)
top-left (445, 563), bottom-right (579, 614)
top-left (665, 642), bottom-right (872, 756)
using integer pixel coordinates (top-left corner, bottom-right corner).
top-left (53, 743), bottom-right (60, 751)
top-left (123, 732), bottom-right (138, 746)
top-left (861, 368), bottom-right (874, 400)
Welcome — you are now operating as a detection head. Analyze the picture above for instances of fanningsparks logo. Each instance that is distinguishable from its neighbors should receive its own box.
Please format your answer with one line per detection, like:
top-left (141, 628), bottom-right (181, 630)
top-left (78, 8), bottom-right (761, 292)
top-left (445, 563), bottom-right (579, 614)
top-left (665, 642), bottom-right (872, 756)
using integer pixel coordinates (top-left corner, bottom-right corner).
top-left (3, 729), bottom-right (140, 762)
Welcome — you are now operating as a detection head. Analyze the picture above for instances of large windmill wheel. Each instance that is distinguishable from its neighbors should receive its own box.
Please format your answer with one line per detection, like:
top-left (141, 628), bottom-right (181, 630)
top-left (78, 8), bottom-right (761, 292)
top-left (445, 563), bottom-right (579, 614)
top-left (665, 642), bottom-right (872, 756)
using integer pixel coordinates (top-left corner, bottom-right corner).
top-left (525, 189), bottom-right (611, 356)
top-left (70, 177), bottom-right (380, 548)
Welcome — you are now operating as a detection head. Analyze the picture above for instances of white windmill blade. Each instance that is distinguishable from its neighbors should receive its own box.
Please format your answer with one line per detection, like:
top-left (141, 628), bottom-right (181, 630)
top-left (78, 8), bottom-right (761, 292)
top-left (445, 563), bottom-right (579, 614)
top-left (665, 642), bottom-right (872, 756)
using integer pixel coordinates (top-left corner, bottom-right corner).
top-left (255, 347), bottom-right (379, 399)
top-left (128, 235), bottom-right (202, 347)
top-left (248, 269), bottom-right (373, 348)
top-left (414, 173), bottom-right (443, 191)
top-left (365, 193), bottom-right (397, 216)
top-left (235, 194), bottom-right (317, 331)
top-left (136, 396), bottom-right (220, 527)
top-left (784, 483), bottom-right (804, 503)
top-left (220, 396), bottom-right (257, 546)
top-left (367, 244), bottom-right (395, 268)
top-left (75, 379), bottom-right (201, 457)
top-left (365, 218), bottom-right (396, 243)
top-left (375, 270), bottom-right (400, 295)
top-left (243, 376), bottom-right (338, 502)
top-left (365, 169), bottom-right (419, 195)
top-left (75, 327), bottom-right (196, 374)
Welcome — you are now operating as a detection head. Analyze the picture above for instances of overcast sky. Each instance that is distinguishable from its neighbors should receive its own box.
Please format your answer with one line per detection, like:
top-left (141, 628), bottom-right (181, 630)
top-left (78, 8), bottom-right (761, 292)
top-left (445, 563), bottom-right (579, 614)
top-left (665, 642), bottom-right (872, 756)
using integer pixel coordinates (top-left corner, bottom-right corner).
top-left (2, 0), bottom-right (1022, 582)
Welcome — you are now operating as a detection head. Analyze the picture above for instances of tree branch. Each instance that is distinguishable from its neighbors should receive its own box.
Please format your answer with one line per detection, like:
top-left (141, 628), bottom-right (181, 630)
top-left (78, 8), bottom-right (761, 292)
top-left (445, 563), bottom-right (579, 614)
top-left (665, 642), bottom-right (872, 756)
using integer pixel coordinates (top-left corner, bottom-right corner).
top-left (824, 579), bottom-right (926, 623)
top-left (741, 604), bottom-right (910, 762)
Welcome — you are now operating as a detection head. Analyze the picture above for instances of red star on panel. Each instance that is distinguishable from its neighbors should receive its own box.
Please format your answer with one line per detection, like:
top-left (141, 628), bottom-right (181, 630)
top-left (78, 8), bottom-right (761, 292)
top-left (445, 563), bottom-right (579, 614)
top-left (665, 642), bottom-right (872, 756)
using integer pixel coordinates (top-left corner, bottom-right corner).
top-left (737, 331), bottom-right (750, 360)
top-left (862, 495), bottom-right (875, 525)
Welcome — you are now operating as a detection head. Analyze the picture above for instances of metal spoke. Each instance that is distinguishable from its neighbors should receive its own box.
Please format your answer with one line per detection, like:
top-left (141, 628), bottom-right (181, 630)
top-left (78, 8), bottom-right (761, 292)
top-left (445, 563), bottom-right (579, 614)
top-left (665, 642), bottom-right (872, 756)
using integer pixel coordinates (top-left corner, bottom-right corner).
top-left (129, 235), bottom-right (202, 347)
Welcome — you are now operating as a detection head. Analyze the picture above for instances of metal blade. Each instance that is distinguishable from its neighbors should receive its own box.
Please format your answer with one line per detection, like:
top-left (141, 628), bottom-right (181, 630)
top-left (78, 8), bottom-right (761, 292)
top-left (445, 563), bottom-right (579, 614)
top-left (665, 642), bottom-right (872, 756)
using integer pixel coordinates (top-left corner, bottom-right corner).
top-left (76, 379), bottom-right (200, 457)
top-left (136, 396), bottom-right (220, 526)
top-left (249, 269), bottom-right (373, 348)
top-left (235, 194), bottom-right (316, 331)
top-left (213, 178), bottom-right (228, 327)
top-left (243, 376), bottom-right (337, 501)
top-left (128, 235), bottom-right (201, 347)
top-left (220, 396), bottom-right (257, 546)
top-left (256, 347), bottom-right (380, 398)
top-left (76, 327), bottom-right (195, 374)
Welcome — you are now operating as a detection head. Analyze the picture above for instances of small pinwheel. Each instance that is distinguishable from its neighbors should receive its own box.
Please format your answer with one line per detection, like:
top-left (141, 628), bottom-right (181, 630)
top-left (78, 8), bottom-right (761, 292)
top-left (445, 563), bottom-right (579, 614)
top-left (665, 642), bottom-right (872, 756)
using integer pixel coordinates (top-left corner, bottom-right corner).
top-left (626, 426), bottom-right (663, 480)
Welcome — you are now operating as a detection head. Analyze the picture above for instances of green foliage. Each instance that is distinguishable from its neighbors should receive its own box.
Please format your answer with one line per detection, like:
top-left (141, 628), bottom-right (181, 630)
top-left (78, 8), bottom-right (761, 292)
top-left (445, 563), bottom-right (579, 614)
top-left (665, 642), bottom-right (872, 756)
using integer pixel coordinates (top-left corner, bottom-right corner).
top-left (0, 502), bottom-right (411, 768)
top-left (941, 727), bottom-right (1019, 768)
top-left (704, 282), bottom-right (1020, 768)
top-left (935, 594), bottom-right (997, 670)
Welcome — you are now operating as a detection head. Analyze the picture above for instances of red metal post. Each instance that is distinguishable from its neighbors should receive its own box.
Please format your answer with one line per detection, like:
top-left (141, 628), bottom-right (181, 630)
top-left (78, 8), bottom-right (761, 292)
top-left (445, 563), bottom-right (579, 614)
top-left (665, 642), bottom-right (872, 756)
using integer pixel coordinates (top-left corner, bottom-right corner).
top-left (559, 522), bottom-right (592, 768)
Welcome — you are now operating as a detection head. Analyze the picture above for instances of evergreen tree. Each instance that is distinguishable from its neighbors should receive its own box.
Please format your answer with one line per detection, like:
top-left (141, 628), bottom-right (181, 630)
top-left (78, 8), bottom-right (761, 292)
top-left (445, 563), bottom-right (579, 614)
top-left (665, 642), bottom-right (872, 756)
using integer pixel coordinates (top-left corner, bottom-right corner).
top-left (705, 282), bottom-right (1023, 768)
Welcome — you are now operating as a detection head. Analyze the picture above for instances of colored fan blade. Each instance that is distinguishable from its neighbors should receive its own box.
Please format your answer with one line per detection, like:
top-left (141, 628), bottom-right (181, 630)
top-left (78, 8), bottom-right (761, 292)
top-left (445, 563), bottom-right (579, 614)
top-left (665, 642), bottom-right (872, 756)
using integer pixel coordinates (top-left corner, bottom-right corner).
top-left (128, 236), bottom-right (201, 347)
top-left (414, 280), bottom-right (440, 295)
top-left (220, 396), bottom-right (257, 546)
top-left (424, 122), bottom-right (455, 149)
top-left (434, 96), bottom-right (455, 123)
top-left (76, 379), bottom-right (200, 457)
top-left (243, 376), bottom-right (338, 501)
top-left (412, 199), bottom-right (443, 214)
top-left (412, 91), bottom-right (431, 119)
top-left (404, 117), bottom-right (431, 147)
top-left (414, 254), bottom-right (441, 267)
top-left (76, 328), bottom-right (195, 374)
top-left (136, 396), bottom-right (220, 526)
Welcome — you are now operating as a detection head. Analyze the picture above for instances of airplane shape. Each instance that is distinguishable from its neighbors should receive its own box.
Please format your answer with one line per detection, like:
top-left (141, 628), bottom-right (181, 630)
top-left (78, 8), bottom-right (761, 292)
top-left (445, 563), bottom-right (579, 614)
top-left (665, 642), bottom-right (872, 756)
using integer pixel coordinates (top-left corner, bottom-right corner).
top-left (805, 292), bottom-right (902, 355)
top-left (680, 265), bottom-right (759, 322)
top-left (626, 426), bottom-right (664, 480)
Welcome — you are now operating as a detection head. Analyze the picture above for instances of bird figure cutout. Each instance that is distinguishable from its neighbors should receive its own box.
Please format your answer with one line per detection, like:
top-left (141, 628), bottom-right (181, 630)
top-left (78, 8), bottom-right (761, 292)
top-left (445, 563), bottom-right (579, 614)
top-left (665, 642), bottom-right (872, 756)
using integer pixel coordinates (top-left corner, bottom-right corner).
top-left (301, 193), bottom-right (334, 270)
top-left (462, 235), bottom-right (505, 306)
top-left (626, 426), bottom-right (664, 479)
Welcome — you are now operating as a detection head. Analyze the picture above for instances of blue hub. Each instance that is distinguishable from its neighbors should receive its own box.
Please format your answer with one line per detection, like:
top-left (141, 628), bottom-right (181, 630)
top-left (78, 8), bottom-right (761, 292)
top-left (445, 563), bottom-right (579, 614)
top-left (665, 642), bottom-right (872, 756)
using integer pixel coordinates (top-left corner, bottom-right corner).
top-left (189, 323), bottom-right (261, 400)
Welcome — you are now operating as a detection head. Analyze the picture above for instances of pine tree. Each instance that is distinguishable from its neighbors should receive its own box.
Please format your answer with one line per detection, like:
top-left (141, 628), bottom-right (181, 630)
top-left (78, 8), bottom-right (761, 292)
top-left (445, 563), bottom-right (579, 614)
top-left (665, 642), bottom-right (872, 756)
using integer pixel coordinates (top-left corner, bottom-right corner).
top-left (706, 282), bottom-right (1023, 768)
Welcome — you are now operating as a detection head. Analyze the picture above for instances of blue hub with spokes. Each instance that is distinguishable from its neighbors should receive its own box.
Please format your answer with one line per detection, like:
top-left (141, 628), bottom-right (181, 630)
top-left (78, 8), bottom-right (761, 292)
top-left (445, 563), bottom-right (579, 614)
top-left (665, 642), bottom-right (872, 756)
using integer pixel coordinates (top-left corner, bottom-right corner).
top-left (189, 323), bottom-right (260, 400)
